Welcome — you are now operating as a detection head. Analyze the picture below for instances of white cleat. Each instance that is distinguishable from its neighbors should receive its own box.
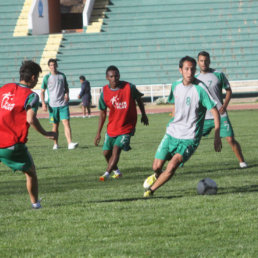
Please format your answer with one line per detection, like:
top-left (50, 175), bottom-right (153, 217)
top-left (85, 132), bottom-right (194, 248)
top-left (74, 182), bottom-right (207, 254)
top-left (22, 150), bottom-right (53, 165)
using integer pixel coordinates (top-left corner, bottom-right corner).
top-left (53, 144), bottom-right (59, 150)
top-left (68, 142), bottom-right (79, 150)
top-left (239, 162), bottom-right (248, 168)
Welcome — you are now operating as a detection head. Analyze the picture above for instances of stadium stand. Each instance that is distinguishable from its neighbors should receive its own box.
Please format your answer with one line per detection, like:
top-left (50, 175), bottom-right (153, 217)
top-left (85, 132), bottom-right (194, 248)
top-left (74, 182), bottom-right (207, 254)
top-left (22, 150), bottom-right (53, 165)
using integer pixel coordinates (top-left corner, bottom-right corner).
top-left (0, 0), bottom-right (258, 102)
top-left (57, 0), bottom-right (258, 95)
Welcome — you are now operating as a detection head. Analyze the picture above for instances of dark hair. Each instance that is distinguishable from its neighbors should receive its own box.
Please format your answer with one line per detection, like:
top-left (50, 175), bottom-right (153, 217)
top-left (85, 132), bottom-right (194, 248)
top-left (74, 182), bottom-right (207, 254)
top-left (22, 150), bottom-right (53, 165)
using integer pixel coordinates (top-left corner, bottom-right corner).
top-left (79, 75), bottom-right (86, 81)
top-left (197, 51), bottom-right (210, 59)
top-left (179, 56), bottom-right (196, 68)
top-left (106, 65), bottom-right (120, 75)
top-left (19, 60), bottom-right (42, 82)
top-left (48, 58), bottom-right (58, 66)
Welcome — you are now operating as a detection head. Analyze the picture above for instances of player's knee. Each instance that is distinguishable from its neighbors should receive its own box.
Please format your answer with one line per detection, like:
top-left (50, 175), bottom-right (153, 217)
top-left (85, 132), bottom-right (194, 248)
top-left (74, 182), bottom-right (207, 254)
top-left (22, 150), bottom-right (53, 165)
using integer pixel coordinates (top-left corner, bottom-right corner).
top-left (226, 136), bottom-right (236, 145)
top-left (24, 165), bottom-right (37, 177)
top-left (152, 161), bottom-right (163, 173)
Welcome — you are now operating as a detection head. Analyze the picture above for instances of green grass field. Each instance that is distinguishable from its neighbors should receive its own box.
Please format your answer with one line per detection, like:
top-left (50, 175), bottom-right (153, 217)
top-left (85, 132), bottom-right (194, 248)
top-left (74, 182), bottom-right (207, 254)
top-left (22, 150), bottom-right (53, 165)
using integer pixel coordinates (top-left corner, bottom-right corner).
top-left (0, 110), bottom-right (257, 257)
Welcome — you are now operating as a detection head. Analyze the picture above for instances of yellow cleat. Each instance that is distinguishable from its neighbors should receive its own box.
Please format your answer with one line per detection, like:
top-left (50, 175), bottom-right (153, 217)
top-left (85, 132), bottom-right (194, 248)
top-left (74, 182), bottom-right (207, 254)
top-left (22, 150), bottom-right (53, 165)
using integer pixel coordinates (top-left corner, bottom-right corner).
top-left (143, 174), bottom-right (157, 189)
top-left (143, 189), bottom-right (154, 198)
top-left (112, 173), bottom-right (122, 179)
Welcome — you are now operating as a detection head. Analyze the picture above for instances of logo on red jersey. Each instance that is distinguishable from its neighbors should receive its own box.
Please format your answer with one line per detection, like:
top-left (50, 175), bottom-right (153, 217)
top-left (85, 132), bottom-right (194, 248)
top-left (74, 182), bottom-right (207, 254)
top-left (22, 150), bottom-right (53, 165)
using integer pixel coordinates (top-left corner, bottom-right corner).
top-left (1, 92), bottom-right (15, 111)
top-left (110, 95), bottom-right (127, 109)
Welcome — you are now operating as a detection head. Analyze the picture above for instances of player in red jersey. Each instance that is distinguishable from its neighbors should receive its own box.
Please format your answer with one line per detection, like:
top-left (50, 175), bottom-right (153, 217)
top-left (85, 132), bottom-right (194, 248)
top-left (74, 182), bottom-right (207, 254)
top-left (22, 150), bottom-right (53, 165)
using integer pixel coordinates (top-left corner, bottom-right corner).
top-left (0, 61), bottom-right (56, 209)
top-left (94, 65), bottom-right (149, 180)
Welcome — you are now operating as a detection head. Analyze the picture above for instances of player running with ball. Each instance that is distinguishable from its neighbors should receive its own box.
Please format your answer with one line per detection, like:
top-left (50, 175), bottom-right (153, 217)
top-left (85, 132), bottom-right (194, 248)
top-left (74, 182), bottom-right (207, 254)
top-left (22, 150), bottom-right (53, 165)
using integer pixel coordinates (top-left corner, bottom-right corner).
top-left (143, 56), bottom-right (222, 197)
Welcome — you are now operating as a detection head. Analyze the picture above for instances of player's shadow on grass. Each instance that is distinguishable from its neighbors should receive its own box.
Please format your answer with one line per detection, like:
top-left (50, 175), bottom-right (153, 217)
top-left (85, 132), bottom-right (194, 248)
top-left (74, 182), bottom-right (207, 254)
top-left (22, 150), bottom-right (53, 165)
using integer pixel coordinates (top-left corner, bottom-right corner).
top-left (217, 184), bottom-right (258, 195)
top-left (182, 163), bottom-right (258, 175)
top-left (89, 194), bottom-right (184, 203)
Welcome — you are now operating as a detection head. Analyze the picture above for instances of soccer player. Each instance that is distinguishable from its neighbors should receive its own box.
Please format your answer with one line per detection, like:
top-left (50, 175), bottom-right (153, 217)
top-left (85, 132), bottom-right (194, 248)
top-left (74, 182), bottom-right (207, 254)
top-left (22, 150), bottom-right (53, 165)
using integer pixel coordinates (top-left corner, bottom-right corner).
top-left (41, 58), bottom-right (78, 150)
top-left (143, 56), bottom-right (222, 197)
top-left (0, 60), bottom-right (56, 209)
top-left (196, 51), bottom-right (247, 168)
top-left (94, 65), bottom-right (149, 180)
top-left (78, 75), bottom-right (91, 118)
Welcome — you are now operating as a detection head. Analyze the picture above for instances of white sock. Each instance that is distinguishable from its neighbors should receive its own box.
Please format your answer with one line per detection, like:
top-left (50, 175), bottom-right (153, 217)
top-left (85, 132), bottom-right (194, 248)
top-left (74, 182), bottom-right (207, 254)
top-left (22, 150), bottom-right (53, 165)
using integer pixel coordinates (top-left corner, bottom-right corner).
top-left (103, 171), bottom-right (110, 177)
top-left (113, 169), bottom-right (121, 175)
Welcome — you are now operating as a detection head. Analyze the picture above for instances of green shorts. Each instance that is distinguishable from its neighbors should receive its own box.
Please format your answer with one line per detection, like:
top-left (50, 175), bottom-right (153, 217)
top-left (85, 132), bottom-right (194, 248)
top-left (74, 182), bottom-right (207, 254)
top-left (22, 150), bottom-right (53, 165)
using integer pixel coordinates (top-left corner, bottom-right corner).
top-left (202, 116), bottom-right (234, 138)
top-left (155, 134), bottom-right (198, 162)
top-left (49, 105), bottom-right (70, 123)
top-left (0, 143), bottom-right (34, 172)
top-left (103, 133), bottom-right (132, 151)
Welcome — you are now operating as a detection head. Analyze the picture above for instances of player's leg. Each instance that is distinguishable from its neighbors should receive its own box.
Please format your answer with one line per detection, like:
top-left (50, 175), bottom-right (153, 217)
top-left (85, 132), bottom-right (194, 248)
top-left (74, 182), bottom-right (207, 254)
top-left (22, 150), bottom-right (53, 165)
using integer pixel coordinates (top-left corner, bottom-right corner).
top-left (100, 134), bottom-right (115, 181)
top-left (143, 134), bottom-right (171, 190)
top-left (52, 122), bottom-right (59, 147)
top-left (103, 149), bottom-right (118, 170)
top-left (62, 119), bottom-right (72, 144)
top-left (60, 106), bottom-right (78, 149)
top-left (82, 105), bottom-right (86, 118)
top-left (0, 144), bottom-right (41, 208)
top-left (24, 164), bottom-right (41, 208)
top-left (49, 106), bottom-right (59, 148)
top-left (149, 153), bottom-right (183, 192)
top-left (144, 137), bottom-right (197, 197)
top-left (226, 136), bottom-right (246, 167)
top-left (86, 104), bottom-right (91, 117)
top-left (220, 117), bottom-right (247, 168)
top-left (106, 145), bottom-right (122, 173)
top-left (152, 158), bottom-right (166, 176)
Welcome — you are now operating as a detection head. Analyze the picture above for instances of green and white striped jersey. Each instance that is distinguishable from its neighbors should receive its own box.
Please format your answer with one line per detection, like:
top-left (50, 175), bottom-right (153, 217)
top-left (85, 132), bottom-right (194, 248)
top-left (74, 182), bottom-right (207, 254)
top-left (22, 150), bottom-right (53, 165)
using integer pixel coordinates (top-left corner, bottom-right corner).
top-left (196, 69), bottom-right (230, 119)
top-left (167, 78), bottom-right (216, 142)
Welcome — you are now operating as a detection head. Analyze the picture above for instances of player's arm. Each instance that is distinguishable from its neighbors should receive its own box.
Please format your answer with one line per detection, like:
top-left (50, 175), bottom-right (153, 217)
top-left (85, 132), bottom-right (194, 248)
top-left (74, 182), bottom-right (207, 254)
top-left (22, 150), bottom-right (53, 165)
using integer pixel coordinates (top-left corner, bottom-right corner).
top-left (94, 109), bottom-right (107, 146)
top-left (210, 107), bottom-right (222, 152)
top-left (170, 104), bottom-right (175, 117)
top-left (78, 83), bottom-right (85, 99)
top-left (63, 74), bottom-right (69, 102)
top-left (40, 76), bottom-right (48, 111)
top-left (26, 108), bottom-right (56, 140)
top-left (136, 97), bottom-right (149, 125)
top-left (220, 88), bottom-right (232, 114)
top-left (131, 84), bottom-right (148, 125)
top-left (40, 89), bottom-right (47, 111)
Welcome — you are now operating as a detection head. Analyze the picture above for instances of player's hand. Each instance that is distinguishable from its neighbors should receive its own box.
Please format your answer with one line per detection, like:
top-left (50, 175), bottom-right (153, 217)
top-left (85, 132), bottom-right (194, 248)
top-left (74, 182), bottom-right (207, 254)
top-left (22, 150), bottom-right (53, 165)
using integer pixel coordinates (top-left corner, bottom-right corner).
top-left (141, 114), bottom-right (149, 126)
top-left (219, 105), bottom-right (226, 114)
top-left (42, 103), bottom-right (47, 112)
top-left (45, 131), bottom-right (57, 140)
top-left (64, 94), bottom-right (69, 103)
top-left (94, 134), bottom-right (101, 146)
top-left (214, 135), bottom-right (222, 152)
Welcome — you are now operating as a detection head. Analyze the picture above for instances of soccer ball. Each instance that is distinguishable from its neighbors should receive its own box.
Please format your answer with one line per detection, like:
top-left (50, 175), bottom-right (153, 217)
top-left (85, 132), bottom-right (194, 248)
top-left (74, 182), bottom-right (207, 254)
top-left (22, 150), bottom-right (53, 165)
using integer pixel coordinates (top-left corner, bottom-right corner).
top-left (197, 178), bottom-right (218, 195)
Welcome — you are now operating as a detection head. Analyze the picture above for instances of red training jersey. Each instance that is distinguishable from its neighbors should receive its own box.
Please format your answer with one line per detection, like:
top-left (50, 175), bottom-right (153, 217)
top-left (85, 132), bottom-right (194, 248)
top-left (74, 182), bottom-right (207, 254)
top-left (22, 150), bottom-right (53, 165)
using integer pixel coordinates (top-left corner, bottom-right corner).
top-left (103, 82), bottom-right (137, 137)
top-left (0, 83), bottom-right (33, 148)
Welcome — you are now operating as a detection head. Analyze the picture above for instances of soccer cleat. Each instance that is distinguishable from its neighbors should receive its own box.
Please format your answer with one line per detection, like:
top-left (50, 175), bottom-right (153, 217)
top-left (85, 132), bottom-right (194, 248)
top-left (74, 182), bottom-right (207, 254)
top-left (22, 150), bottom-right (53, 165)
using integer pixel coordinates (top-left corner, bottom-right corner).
top-left (99, 172), bottom-right (109, 181)
top-left (31, 201), bottom-right (41, 209)
top-left (143, 189), bottom-right (154, 198)
top-left (112, 173), bottom-right (122, 179)
top-left (53, 144), bottom-right (59, 150)
top-left (112, 169), bottom-right (122, 179)
top-left (239, 162), bottom-right (248, 168)
top-left (68, 142), bottom-right (78, 150)
top-left (143, 174), bottom-right (157, 189)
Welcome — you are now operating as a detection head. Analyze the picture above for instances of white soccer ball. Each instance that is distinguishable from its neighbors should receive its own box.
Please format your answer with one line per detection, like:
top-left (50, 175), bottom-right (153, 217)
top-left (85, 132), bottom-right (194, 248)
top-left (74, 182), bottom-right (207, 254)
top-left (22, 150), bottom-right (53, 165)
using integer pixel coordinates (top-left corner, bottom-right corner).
top-left (197, 178), bottom-right (218, 195)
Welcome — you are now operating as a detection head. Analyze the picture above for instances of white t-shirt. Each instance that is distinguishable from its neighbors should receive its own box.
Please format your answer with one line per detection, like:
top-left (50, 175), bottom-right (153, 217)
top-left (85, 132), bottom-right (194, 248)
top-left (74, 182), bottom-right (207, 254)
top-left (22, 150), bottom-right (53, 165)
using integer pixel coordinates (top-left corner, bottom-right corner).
top-left (167, 78), bottom-right (216, 141)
